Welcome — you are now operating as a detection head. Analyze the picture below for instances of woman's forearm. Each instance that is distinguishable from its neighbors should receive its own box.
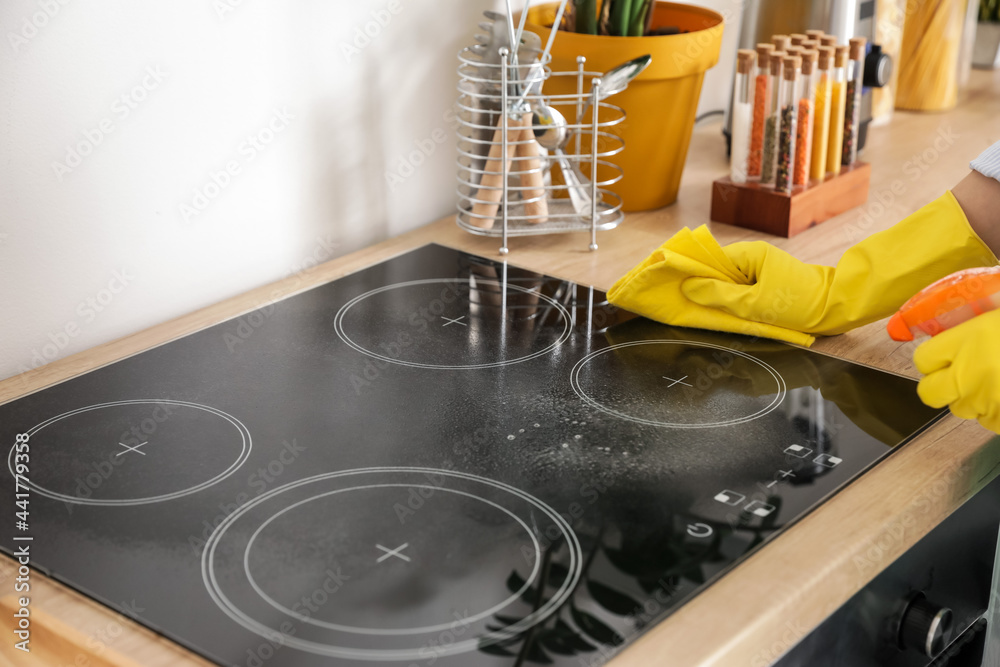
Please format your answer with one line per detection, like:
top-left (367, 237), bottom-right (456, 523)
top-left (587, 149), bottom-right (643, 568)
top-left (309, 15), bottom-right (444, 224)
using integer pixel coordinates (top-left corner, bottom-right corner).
top-left (952, 169), bottom-right (1000, 260)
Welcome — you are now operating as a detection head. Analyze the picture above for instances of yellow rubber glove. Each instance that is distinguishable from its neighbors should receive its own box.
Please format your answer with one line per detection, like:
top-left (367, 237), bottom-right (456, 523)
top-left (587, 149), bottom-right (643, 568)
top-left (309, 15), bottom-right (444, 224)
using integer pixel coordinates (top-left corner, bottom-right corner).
top-left (915, 308), bottom-right (1000, 434)
top-left (681, 192), bottom-right (998, 337)
top-left (606, 226), bottom-right (816, 346)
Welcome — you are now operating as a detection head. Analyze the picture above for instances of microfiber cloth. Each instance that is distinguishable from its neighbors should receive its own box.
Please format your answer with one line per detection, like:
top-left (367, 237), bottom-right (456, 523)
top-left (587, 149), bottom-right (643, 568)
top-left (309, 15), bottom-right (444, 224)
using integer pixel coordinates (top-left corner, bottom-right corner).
top-left (606, 226), bottom-right (816, 347)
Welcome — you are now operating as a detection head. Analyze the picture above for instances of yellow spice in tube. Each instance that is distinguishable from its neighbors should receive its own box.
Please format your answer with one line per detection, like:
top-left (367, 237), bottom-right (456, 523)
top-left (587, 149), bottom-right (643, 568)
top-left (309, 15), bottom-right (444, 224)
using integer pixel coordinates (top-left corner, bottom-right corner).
top-left (810, 77), bottom-right (831, 181)
top-left (826, 79), bottom-right (846, 175)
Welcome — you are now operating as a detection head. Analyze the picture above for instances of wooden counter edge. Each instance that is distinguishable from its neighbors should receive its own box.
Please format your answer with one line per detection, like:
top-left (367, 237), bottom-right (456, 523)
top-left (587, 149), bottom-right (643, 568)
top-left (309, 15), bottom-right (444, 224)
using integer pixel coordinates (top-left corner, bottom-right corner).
top-left (3, 221), bottom-right (999, 666)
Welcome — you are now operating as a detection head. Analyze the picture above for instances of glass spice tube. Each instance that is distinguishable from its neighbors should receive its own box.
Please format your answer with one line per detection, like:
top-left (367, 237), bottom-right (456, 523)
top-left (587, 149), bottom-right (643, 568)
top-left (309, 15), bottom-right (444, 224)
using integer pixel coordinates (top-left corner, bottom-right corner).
top-left (776, 55), bottom-right (800, 193)
top-left (731, 49), bottom-right (756, 184)
top-left (810, 47), bottom-right (833, 181)
top-left (760, 51), bottom-right (784, 185)
top-left (825, 45), bottom-right (849, 176)
top-left (841, 36), bottom-right (867, 166)
top-left (748, 43), bottom-right (773, 180)
top-left (794, 50), bottom-right (817, 186)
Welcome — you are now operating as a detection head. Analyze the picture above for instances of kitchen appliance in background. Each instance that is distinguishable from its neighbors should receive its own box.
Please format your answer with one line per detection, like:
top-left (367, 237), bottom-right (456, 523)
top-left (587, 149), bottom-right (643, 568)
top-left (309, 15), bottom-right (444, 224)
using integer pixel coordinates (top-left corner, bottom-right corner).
top-left (774, 467), bottom-right (1000, 666)
top-left (723, 0), bottom-right (892, 155)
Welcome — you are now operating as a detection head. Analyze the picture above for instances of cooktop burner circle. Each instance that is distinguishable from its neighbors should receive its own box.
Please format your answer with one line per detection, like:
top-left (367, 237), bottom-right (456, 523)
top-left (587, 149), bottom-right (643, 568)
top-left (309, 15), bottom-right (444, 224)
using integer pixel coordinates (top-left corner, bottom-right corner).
top-left (6, 399), bottom-right (251, 506)
top-left (202, 467), bottom-right (582, 661)
top-left (333, 278), bottom-right (572, 370)
top-left (570, 340), bottom-right (787, 428)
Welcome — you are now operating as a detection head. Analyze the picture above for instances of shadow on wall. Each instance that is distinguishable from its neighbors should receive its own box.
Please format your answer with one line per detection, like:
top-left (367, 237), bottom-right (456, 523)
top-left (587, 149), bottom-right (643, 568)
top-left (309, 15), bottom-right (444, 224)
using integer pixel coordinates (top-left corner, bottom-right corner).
top-left (303, 0), bottom-right (505, 255)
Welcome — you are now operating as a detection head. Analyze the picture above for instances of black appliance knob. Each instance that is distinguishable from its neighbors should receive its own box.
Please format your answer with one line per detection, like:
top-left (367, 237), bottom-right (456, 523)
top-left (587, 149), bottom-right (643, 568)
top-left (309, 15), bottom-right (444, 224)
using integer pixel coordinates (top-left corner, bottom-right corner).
top-left (898, 593), bottom-right (953, 658)
top-left (864, 44), bottom-right (892, 88)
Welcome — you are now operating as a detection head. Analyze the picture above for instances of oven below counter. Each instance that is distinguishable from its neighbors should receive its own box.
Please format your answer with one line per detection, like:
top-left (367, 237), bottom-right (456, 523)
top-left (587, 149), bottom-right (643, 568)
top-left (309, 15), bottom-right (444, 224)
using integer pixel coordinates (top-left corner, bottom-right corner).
top-left (775, 444), bottom-right (1000, 667)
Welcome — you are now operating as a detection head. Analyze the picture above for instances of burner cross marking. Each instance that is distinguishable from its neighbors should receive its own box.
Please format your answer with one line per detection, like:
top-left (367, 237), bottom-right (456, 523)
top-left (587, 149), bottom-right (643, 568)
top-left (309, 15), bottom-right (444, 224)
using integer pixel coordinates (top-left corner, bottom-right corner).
top-left (440, 315), bottom-right (467, 327)
top-left (376, 543), bottom-right (411, 563)
top-left (116, 441), bottom-right (148, 457)
top-left (662, 375), bottom-right (692, 388)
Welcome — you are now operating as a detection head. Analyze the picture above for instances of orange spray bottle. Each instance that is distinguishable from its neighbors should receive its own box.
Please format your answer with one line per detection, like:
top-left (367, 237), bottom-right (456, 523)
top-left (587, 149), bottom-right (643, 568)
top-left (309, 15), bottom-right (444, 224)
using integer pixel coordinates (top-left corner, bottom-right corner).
top-left (887, 266), bottom-right (1000, 341)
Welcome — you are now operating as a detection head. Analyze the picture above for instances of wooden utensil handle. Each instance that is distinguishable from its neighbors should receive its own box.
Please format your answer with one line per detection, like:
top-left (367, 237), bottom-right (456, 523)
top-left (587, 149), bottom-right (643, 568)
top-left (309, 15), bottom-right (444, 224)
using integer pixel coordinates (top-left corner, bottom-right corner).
top-left (470, 113), bottom-right (527, 229)
top-left (515, 121), bottom-right (549, 224)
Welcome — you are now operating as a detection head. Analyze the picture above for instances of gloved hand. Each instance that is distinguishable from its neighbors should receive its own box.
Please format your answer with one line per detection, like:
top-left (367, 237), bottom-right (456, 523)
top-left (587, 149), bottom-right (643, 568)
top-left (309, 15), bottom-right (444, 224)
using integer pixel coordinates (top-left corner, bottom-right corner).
top-left (915, 308), bottom-right (1000, 434)
top-left (681, 192), bottom-right (997, 337)
top-left (606, 226), bottom-right (816, 346)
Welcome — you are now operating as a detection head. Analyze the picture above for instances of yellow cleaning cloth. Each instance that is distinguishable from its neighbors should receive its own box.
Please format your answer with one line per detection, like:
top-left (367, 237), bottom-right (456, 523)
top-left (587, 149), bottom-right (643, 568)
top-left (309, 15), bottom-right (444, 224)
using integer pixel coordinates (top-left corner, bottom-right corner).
top-left (606, 226), bottom-right (817, 347)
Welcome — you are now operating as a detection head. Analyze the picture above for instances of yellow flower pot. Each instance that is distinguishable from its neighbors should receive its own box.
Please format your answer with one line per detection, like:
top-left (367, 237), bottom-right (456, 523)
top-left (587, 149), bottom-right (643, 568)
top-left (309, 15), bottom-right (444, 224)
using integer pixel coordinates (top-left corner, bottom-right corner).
top-left (525, 2), bottom-right (724, 211)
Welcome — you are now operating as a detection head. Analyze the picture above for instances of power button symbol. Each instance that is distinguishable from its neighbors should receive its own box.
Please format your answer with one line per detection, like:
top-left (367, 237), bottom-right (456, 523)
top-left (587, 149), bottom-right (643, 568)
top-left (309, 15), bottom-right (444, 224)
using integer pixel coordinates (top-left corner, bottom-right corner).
top-left (686, 523), bottom-right (713, 539)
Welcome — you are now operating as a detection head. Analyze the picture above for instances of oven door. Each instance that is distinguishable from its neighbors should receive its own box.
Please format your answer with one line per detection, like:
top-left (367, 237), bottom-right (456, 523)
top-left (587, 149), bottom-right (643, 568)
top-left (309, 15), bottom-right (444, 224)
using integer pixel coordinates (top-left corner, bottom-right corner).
top-left (774, 457), bottom-right (1000, 667)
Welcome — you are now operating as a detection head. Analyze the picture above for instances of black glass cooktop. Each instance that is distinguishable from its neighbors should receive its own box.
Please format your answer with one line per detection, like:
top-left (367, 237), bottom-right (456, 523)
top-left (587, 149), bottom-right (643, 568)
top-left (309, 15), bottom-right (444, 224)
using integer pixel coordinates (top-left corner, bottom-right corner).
top-left (1, 243), bottom-right (943, 666)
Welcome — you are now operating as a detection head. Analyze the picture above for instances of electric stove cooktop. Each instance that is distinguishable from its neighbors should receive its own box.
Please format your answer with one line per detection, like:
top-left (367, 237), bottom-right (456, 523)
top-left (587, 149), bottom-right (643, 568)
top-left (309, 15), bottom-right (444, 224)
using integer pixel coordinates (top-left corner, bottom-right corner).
top-left (1, 244), bottom-right (944, 667)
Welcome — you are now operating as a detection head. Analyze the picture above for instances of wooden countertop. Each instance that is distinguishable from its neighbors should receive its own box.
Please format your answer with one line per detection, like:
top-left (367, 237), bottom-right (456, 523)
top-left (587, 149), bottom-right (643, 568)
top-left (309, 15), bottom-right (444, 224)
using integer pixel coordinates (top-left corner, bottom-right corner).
top-left (4, 69), bottom-right (1000, 667)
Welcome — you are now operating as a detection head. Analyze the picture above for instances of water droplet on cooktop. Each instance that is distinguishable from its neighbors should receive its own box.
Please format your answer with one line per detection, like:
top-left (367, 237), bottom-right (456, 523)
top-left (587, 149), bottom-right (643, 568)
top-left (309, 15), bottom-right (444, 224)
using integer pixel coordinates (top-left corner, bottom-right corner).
top-left (507, 435), bottom-right (515, 440)
top-left (561, 443), bottom-right (569, 449)
top-left (570, 340), bottom-right (787, 429)
top-left (574, 434), bottom-right (582, 440)
top-left (533, 423), bottom-right (540, 428)
top-left (518, 429), bottom-right (524, 433)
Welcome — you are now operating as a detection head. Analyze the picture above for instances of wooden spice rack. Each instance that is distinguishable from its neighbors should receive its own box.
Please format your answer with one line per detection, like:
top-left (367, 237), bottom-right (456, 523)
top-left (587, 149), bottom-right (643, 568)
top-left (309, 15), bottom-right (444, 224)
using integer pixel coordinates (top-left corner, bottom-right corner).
top-left (709, 162), bottom-right (871, 237)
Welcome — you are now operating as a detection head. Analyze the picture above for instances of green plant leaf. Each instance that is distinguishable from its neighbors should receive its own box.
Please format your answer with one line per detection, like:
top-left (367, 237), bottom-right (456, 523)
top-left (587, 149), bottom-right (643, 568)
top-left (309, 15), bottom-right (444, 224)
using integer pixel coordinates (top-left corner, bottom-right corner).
top-left (574, 0), bottom-right (598, 34)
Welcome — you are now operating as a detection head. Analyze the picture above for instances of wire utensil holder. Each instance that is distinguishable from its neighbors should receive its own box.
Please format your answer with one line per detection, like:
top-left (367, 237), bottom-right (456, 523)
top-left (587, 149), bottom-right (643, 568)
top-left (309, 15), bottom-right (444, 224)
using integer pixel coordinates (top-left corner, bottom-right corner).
top-left (456, 47), bottom-right (626, 254)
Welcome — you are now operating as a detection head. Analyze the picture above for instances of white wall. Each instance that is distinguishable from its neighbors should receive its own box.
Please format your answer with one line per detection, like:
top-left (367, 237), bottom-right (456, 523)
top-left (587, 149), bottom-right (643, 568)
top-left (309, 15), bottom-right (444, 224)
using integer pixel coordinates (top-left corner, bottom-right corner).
top-left (0, 0), bottom-right (739, 382)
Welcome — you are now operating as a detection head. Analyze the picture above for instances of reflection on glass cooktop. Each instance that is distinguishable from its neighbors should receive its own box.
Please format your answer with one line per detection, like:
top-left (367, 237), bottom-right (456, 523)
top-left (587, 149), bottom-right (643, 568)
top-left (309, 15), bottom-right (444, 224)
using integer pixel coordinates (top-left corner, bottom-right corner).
top-left (0, 244), bottom-right (944, 666)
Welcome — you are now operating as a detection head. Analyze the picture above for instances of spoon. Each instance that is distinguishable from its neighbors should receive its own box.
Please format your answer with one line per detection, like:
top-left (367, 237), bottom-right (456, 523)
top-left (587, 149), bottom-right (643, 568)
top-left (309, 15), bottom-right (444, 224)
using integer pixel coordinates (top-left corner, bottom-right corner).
top-left (532, 104), bottom-right (592, 216)
top-left (574, 54), bottom-right (652, 124)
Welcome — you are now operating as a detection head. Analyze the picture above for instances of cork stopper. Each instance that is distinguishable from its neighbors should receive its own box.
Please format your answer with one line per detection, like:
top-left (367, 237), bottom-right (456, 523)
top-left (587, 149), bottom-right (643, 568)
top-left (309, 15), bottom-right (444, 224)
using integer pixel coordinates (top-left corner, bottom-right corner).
top-left (783, 56), bottom-right (800, 80)
top-left (785, 45), bottom-right (802, 58)
top-left (849, 36), bottom-right (867, 60)
top-left (769, 51), bottom-right (785, 76)
top-left (737, 48), bottom-right (756, 74)
top-left (834, 44), bottom-right (849, 68)
top-left (817, 46), bottom-right (834, 69)
top-left (805, 29), bottom-right (826, 40)
top-left (790, 33), bottom-right (808, 46)
top-left (802, 39), bottom-right (820, 51)
top-left (820, 35), bottom-right (838, 47)
top-left (772, 34), bottom-right (791, 52)
top-left (756, 43), bottom-right (774, 68)
top-left (801, 51), bottom-right (816, 75)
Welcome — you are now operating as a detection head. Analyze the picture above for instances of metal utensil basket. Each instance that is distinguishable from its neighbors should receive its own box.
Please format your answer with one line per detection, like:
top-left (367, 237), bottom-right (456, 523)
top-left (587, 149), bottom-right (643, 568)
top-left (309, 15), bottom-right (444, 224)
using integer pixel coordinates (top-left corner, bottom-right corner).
top-left (456, 47), bottom-right (626, 254)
